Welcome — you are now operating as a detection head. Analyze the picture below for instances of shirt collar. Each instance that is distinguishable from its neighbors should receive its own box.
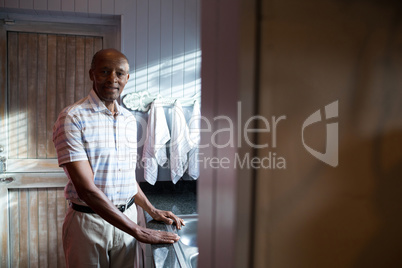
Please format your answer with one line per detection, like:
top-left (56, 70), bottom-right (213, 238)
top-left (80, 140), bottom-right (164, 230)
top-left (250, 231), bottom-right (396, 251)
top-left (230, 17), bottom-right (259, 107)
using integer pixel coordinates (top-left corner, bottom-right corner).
top-left (88, 89), bottom-right (127, 116)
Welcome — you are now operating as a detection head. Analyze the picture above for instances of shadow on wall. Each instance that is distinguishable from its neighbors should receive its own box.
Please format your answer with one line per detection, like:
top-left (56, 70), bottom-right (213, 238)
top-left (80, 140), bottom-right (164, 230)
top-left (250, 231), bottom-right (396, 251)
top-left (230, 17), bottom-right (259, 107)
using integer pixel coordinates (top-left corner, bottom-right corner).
top-left (354, 129), bottom-right (402, 267)
top-left (123, 50), bottom-right (201, 98)
top-left (265, 128), bottom-right (402, 268)
top-left (258, 0), bottom-right (402, 264)
top-left (353, 4), bottom-right (402, 263)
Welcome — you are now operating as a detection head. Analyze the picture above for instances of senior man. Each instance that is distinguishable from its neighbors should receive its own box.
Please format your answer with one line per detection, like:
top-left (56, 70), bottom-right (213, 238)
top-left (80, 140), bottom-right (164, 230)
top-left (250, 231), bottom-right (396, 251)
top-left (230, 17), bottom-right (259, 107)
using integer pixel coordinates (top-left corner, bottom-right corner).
top-left (53, 48), bottom-right (183, 267)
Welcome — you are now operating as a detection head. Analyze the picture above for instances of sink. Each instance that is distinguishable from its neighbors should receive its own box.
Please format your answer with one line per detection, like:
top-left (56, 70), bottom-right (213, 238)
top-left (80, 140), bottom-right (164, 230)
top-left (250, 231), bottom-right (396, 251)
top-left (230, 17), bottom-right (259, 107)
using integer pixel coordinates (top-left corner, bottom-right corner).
top-left (166, 214), bottom-right (199, 268)
top-left (178, 217), bottom-right (197, 247)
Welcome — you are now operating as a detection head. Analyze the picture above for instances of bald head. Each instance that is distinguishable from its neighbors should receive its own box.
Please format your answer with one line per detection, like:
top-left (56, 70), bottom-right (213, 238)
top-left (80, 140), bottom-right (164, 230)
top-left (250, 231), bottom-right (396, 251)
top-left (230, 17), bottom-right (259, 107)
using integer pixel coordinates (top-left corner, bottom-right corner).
top-left (91, 48), bottom-right (129, 71)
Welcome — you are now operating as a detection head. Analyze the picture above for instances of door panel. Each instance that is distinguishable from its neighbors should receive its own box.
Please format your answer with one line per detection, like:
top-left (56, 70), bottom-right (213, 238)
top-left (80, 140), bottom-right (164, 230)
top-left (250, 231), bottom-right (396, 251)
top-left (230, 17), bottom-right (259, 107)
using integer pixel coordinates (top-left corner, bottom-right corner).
top-left (0, 19), bottom-right (118, 268)
top-left (6, 32), bottom-right (102, 164)
top-left (8, 187), bottom-right (67, 268)
top-left (0, 173), bottom-right (69, 268)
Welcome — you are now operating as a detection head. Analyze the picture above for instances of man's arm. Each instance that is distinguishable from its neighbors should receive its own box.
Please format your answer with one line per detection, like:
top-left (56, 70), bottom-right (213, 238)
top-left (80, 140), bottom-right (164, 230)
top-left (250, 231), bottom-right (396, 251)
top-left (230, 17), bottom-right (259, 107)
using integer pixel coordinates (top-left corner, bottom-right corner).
top-left (134, 182), bottom-right (185, 230)
top-left (64, 160), bottom-right (180, 244)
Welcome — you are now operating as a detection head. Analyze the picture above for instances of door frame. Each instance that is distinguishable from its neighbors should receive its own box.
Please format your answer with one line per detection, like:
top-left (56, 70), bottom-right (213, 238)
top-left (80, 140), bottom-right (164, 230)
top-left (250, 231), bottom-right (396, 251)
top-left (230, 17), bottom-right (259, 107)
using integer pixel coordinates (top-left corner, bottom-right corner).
top-left (0, 13), bottom-right (121, 267)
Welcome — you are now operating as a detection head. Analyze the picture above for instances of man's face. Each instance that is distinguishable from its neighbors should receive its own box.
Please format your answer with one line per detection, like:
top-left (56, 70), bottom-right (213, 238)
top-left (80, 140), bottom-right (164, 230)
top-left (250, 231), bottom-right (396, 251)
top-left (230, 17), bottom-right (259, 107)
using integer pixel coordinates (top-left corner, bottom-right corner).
top-left (89, 51), bottom-right (130, 103)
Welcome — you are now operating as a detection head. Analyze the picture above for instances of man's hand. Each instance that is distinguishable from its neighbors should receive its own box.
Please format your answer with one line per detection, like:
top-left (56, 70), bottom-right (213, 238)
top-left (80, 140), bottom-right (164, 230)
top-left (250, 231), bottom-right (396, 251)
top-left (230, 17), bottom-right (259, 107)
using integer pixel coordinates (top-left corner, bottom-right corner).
top-left (134, 225), bottom-right (180, 244)
top-left (149, 209), bottom-right (185, 230)
top-left (134, 182), bottom-right (186, 230)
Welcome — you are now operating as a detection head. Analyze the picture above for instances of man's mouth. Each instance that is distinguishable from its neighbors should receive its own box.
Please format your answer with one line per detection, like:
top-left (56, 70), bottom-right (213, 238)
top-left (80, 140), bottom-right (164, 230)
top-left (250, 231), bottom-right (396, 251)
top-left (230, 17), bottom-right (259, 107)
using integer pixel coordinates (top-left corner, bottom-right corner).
top-left (104, 86), bottom-right (119, 91)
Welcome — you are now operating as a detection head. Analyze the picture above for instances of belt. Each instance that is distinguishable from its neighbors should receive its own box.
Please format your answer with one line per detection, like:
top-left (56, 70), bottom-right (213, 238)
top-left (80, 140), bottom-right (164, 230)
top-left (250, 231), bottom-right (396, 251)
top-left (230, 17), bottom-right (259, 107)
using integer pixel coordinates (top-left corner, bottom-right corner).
top-left (71, 197), bottom-right (135, 214)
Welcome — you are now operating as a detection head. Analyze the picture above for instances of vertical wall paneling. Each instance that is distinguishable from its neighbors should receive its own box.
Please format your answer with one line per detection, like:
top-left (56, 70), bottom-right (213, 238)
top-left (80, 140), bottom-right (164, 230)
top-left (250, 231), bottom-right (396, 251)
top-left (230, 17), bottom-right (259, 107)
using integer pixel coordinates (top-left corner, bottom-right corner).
top-left (114, 0), bottom-right (125, 15)
top-left (101, 0), bottom-right (115, 15)
top-left (184, 0), bottom-right (197, 97)
top-left (74, 36), bottom-right (86, 100)
top-left (18, 33), bottom-right (28, 159)
top-left (148, 0), bottom-right (161, 93)
top-left (7, 188), bottom-right (70, 268)
top-left (28, 188), bottom-right (39, 268)
top-left (159, 0), bottom-right (173, 95)
top-left (19, 0), bottom-right (34, 9)
top-left (7, 32), bottom-right (18, 159)
top-left (33, 0), bottom-right (47, 11)
top-left (9, 190), bottom-right (19, 267)
top-left (118, 0), bottom-right (135, 70)
top-left (135, 0), bottom-right (148, 92)
top-left (47, 0), bottom-right (61, 11)
top-left (19, 190), bottom-right (29, 267)
top-left (27, 33), bottom-right (38, 159)
top-left (196, 0), bottom-right (201, 94)
top-left (93, 37), bottom-right (103, 56)
top-left (84, 37), bottom-right (94, 95)
top-left (37, 34), bottom-right (47, 159)
top-left (62, 0), bottom-right (75, 13)
top-left (57, 188), bottom-right (67, 268)
top-left (65, 36), bottom-right (76, 107)
top-left (171, 0), bottom-right (185, 98)
top-left (7, 33), bottom-right (103, 160)
top-left (47, 189), bottom-right (58, 267)
top-left (4, 0), bottom-right (17, 8)
top-left (88, 0), bottom-right (101, 15)
top-left (56, 35), bottom-right (67, 119)
top-left (46, 35), bottom-right (57, 158)
top-left (38, 188), bottom-right (48, 267)
top-left (75, 0), bottom-right (88, 13)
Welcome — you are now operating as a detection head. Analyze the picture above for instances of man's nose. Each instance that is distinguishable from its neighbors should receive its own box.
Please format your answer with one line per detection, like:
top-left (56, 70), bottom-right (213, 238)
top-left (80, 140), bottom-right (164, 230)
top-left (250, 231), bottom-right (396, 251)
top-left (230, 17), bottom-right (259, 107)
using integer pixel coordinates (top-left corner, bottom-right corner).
top-left (107, 72), bottom-right (118, 82)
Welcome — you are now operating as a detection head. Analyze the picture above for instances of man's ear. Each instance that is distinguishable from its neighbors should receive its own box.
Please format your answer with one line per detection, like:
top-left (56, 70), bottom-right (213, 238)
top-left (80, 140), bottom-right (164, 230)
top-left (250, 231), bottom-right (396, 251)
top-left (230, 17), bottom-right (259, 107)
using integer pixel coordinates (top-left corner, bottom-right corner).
top-left (89, 69), bottom-right (94, 81)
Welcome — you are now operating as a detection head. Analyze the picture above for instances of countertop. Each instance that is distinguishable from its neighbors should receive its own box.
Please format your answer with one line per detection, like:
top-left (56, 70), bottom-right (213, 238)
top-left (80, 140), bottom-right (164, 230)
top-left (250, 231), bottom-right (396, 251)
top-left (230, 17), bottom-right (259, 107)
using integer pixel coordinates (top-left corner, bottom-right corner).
top-left (140, 180), bottom-right (197, 268)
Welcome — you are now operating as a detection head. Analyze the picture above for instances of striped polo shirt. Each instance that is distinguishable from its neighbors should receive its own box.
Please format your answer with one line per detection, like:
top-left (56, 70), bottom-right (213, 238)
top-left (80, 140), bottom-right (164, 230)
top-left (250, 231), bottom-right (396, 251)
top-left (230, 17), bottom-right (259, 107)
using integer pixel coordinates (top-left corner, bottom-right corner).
top-left (53, 89), bottom-right (138, 205)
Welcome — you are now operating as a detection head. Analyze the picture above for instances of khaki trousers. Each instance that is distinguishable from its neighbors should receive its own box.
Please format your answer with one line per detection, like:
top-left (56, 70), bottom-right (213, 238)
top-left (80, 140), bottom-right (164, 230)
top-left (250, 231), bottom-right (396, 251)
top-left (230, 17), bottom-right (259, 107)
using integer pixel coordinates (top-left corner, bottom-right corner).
top-left (63, 204), bottom-right (139, 268)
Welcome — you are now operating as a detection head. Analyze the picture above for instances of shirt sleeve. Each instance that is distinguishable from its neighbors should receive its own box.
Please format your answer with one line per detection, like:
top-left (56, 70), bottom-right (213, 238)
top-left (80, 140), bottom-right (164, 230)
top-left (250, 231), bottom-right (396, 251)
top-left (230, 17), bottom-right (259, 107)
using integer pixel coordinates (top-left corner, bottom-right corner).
top-left (53, 112), bottom-right (88, 167)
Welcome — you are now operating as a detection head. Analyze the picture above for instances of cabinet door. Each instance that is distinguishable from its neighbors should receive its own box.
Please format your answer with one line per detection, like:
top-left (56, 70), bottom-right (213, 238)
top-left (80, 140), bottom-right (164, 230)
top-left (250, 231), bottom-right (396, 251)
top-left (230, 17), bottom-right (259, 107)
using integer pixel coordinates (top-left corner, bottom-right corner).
top-left (0, 20), bottom-right (118, 268)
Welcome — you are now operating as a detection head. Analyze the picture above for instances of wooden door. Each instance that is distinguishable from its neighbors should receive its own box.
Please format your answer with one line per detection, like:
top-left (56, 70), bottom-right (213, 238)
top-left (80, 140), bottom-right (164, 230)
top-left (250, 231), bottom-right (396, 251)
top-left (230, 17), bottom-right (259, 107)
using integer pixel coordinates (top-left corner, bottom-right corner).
top-left (0, 19), bottom-right (118, 268)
